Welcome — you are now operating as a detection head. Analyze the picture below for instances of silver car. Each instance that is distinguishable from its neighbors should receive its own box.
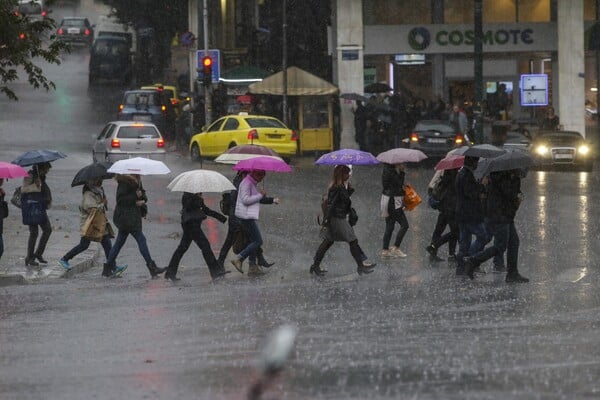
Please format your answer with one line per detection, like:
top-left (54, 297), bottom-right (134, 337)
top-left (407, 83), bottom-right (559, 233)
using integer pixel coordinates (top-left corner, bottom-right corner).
top-left (92, 121), bottom-right (166, 163)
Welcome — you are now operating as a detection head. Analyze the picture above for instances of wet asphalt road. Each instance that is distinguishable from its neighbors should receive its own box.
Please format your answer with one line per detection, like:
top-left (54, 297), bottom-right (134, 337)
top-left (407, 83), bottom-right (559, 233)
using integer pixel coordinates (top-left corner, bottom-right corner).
top-left (2, 4), bottom-right (600, 398)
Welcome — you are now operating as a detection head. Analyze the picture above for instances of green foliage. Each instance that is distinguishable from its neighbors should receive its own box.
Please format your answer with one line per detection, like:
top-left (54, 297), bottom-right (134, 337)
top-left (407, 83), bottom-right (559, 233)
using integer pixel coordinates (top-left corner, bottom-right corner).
top-left (0, 0), bottom-right (68, 101)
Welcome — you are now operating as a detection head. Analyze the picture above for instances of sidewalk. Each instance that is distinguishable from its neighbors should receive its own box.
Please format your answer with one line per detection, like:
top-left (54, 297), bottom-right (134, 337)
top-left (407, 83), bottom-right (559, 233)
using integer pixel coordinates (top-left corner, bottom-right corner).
top-left (0, 208), bottom-right (101, 287)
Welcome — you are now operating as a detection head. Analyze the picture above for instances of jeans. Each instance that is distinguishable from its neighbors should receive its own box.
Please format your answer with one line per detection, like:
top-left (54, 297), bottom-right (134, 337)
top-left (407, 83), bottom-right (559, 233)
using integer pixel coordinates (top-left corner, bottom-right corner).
top-left (484, 222), bottom-right (505, 267)
top-left (457, 222), bottom-right (488, 267)
top-left (63, 235), bottom-right (112, 261)
top-left (238, 219), bottom-right (263, 264)
top-left (471, 222), bottom-right (519, 273)
top-left (167, 222), bottom-right (221, 277)
top-left (106, 229), bottom-right (152, 267)
top-left (27, 217), bottom-right (51, 258)
top-left (383, 207), bottom-right (409, 249)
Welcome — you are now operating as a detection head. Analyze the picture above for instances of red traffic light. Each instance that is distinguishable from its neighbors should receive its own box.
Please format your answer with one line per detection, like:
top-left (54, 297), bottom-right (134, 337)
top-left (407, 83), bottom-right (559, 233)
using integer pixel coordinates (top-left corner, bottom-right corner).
top-left (202, 56), bottom-right (213, 68)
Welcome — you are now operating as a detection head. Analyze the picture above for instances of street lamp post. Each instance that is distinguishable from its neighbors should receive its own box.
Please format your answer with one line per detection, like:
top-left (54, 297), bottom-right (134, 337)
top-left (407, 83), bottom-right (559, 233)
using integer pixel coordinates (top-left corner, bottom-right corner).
top-left (282, 0), bottom-right (288, 126)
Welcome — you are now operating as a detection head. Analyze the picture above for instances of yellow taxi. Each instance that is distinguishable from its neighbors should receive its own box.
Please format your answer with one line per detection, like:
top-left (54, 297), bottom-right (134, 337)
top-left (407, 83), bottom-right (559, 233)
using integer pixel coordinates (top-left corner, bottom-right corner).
top-left (140, 83), bottom-right (181, 115)
top-left (189, 113), bottom-right (298, 160)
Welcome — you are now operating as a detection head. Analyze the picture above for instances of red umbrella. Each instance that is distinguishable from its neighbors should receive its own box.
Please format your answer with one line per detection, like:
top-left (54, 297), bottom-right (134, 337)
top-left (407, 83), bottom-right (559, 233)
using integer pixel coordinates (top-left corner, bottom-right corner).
top-left (434, 154), bottom-right (465, 171)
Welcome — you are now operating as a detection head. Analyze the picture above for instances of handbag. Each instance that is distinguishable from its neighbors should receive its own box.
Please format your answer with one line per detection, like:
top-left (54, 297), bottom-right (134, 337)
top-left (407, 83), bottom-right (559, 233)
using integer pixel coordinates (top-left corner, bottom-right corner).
top-left (11, 187), bottom-right (22, 209)
top-left (232, 227), bottom-right (249, 254)
top-left (81, 208), bottom-right (107, 242)
top-left (403, 184), bottom-right (422, 211)
top-left (21, 197), bottom-right (46, 225)
top-left (0, 200), bottom-right (8, 218)
top-left (348, 207), bottom-right (358, 226)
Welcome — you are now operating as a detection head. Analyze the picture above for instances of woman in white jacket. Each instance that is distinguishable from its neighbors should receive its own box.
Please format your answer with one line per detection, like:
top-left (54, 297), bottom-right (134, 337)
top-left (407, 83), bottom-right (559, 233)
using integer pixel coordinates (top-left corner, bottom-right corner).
top-left (230, 169), bottom-right (279, 276)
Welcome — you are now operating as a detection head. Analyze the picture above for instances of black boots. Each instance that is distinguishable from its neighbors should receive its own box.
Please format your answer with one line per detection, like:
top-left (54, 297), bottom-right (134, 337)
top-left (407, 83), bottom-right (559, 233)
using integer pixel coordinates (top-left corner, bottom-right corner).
top-left (147, 260), bottom-right (166, 278)
top-left (505, 272), bottom-right (529, 283)
top-left (102, 263), bottom-right (113, 277)
top-left (309, 264), bottom-right (326, 276)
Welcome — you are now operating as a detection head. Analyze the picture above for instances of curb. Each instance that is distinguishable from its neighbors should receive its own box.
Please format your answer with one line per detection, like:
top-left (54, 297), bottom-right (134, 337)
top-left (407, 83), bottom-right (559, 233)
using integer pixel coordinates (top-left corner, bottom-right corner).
top-left (0, 244), bottom-right (101, 287)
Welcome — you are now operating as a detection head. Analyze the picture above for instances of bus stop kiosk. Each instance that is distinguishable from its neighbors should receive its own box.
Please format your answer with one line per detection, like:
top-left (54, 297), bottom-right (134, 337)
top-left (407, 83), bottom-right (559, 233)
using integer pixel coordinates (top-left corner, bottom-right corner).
top-left (249, 66), bottom-right (339, 154)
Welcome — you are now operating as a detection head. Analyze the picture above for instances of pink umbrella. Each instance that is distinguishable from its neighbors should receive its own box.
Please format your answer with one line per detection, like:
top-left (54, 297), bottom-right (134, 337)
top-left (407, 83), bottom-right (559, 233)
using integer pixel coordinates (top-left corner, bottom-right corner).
top-left (0, 161), bottom-right (29, 179)
top-left (434, 154), bottom-right (465, 171)
top-left (233, 156), bottom-right (292, 172)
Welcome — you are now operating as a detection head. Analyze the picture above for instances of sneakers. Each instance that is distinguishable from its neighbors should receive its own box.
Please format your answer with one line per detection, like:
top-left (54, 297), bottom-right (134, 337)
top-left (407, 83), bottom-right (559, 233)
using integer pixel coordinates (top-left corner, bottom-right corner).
top-left (112, 264), bottom-right (128, 278)
top-left (389, 246), bottom-right (407, 258)
top-left (425, 244), bottom-right (437, 257)
top-left (58, 259), bottom-right (72, 270)
top-left (505, 272), bottom-right (529, 283)
top-left (362, 260), bottom-right (377, 268)
top-left (231, 258), bottom-right (244, 274)
top-left (380, 249), bottom-right (394, 259)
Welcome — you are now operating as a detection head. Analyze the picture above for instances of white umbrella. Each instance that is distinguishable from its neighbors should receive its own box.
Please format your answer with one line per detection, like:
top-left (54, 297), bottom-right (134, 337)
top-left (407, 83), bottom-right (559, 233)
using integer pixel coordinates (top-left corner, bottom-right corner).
top-left (376, 148), bottom-right (427, 164)
top-left (107, 157), bottom-right (170, 175)
top-left (214, 153), bottom-right (284, 165)
top-left (167, 169), bottom-right (235, 193)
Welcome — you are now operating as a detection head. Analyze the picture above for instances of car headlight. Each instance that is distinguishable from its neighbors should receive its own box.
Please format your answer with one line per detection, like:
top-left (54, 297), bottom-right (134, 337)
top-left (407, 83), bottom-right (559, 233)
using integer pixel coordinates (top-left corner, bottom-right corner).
top-left (535, 145), bottom-right (549, 156)
top-left (578, 145), bottom-right (590, 155)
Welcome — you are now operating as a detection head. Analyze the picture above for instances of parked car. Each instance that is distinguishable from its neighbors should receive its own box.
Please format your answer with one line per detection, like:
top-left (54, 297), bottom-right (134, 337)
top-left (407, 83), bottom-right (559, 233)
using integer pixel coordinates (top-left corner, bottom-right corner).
top-left (56, 17), bottom-right (94, 46)
top-left (92, 121), bottom-right (165, 163)
top-left (117, 89), bottom-right (176, 140)
top-left (88, 36), bottom-right (132, 85)
top-left (188, 113), bottom-right (298, 161)
top-left (405, 120), bottom-right (468, 157)
top-left (530, 130), bottom-right (593, 171)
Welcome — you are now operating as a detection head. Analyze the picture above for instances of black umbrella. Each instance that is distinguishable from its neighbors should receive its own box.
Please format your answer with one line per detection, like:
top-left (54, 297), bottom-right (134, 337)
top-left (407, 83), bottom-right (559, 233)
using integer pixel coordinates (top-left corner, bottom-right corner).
top-left (340, 92), bottom-right (368, 102)
top-left (12, 149), bottom-right (67, 167)
top-left (71, 162), bottom-right (113, 187)
top-left (474, 149), bottom-right (534, 180)
top-left (453, 144), bottom-right (506, 158)
top-left (364, 82), bottom-right (393, 93)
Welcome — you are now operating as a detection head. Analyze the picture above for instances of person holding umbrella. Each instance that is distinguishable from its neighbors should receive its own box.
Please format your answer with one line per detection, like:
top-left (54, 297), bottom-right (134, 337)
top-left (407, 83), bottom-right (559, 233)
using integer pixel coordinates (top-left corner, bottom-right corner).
top-left (164, 192), bottom-right (229, 281)
top-left (230, 168), bottom-right (280, 276)
top-left (309, 165), bottom-right (375, 276)
top-left (21, 162), bottom-right (53, 266)
top-left (105, 173), bottom-right (165, 278)
top-left (0, 162), bottom-right (29, 264)
top-left (58, 177), bottom-right (125, 275)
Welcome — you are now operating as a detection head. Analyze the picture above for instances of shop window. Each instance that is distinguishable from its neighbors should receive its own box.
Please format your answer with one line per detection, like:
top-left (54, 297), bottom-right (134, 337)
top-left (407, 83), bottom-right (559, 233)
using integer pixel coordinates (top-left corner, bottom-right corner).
top-left (445, 0), bottom-right (550, 23)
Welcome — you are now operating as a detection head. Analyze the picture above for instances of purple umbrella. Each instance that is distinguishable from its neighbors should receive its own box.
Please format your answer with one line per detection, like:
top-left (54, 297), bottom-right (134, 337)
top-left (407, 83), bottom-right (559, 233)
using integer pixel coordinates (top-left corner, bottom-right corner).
top-left (233, 156), bottom-right (292, 172)
top-left (315, 149), bottom-right (379, 166)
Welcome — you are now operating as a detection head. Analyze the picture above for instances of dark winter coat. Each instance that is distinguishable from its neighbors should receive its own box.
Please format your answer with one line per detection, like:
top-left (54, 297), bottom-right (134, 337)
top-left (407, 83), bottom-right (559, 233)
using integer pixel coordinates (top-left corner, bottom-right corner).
top-left (485, 171), bottom-right (521, 223)
top-left (438, 168), bottom-right (458, 217)
top-left (325, 184), bottom-right (353, 221)
top-left (113, 174), bottom-right (145, 232)
top-left (455, 166), bottom-right (485, 224)
top-left (381, 164), bottom-right (405, 197)
top-left (180, 192), bottom-right (226, 227)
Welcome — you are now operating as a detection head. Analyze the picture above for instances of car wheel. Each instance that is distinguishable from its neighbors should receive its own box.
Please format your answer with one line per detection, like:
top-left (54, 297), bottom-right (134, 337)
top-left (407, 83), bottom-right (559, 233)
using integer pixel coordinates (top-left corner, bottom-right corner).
top-left (190, 143), bottom-right (201, 161)
top-left (228, 142), bottom-right (237, 149)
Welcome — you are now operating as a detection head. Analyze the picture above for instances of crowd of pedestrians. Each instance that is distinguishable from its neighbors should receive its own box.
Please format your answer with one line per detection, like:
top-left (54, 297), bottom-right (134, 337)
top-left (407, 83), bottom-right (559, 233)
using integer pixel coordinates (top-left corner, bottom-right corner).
top-left (1, 149), bottom-right (528, 285)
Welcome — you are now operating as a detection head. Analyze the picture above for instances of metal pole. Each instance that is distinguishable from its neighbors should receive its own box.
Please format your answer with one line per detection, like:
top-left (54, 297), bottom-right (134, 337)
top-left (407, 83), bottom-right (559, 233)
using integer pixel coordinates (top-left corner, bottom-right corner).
top-left (474, 0), bottom-right (484, 143)
top-left (203, 0), bottom-right (212, 126)
top-left (282, 0), bottom-right (288, 125)
top-left (596, 0), bottom-right (600, 125)
top-left (188, 0), bottom-right (198, 151)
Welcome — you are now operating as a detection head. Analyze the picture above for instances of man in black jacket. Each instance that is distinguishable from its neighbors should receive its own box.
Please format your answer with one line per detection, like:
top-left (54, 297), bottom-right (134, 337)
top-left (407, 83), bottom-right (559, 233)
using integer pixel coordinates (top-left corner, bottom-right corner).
top-left (463, 169), bottom-right (529, 283)
top-left (454, 156), bottom-right (489, 276)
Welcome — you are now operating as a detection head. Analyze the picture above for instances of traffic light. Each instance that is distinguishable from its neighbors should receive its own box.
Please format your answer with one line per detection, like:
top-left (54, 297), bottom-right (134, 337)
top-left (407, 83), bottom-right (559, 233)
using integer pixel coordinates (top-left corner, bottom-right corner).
top-left (201, 56), bottom-right (213, 86)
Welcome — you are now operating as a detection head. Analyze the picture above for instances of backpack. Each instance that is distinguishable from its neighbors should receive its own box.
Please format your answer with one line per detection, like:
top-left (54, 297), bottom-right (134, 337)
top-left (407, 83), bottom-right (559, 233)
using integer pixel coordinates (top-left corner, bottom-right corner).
top-left (220, 192), bottom-right (232, 215)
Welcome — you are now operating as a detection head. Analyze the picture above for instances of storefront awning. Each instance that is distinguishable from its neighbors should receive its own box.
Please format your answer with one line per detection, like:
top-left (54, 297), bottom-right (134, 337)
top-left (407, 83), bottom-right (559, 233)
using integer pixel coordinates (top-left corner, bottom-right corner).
top-left (219, 65), bottom-right (271, 85)
top-left (249, 66), bottom-right (339, 96)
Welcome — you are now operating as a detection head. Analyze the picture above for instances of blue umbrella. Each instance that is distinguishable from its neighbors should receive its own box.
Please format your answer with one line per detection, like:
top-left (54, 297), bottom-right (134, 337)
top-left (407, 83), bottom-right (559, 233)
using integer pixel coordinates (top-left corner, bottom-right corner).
top-left (315, 149), bottom-right (379, 166)
top-left (12, 149), bottom-right (67, 167)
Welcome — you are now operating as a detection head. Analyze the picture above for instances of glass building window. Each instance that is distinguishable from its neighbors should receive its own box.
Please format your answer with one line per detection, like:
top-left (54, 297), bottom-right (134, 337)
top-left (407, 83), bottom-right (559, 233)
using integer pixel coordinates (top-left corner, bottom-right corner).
top-left (445, 0), bottom-right (550, 23)
top-left (363, 0), bottom-right (431, 24)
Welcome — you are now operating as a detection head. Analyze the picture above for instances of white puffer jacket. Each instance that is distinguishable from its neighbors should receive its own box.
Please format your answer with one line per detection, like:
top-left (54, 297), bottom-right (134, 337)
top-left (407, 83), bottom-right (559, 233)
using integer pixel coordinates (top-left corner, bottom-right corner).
top-left (234, 175), bottom-right (263, 220)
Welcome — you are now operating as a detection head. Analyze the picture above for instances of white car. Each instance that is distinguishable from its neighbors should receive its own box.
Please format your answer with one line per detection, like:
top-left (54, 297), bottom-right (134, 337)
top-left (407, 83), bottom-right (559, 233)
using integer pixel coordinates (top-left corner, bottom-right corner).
top-left (92, 121), bottom-right (166, 163)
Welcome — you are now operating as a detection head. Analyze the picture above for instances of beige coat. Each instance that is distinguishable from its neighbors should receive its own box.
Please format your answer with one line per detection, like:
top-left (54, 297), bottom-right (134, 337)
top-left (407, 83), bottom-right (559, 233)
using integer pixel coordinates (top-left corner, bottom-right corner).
top-left (79, 189), bottom-right (110, 235)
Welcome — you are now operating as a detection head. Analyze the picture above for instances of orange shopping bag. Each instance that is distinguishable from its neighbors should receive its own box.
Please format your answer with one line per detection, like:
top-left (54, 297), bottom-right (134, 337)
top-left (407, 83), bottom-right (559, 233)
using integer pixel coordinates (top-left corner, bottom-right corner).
top-left (403, 184), bottom-right (422, 211)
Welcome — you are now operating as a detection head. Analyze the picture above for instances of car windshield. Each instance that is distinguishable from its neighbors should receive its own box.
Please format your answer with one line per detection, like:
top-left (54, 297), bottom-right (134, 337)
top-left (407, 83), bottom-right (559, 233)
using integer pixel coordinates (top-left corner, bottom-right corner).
top-left (538, 131), bottom-right (583, 140)
top-left (117, 126), bottom-right (159, 138)
top-left (93, 40), bottom-right (127, 56)
top-left (415, 122), bottom-right (454, 133)
top-left (63, 19), bottom-right (85, 27)
top-left (245, 118), bottom-right (286, 129)
top-left (18, 3), bottom-right (41, 14)
top-left (124, 93), bottom-right (159, 106)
